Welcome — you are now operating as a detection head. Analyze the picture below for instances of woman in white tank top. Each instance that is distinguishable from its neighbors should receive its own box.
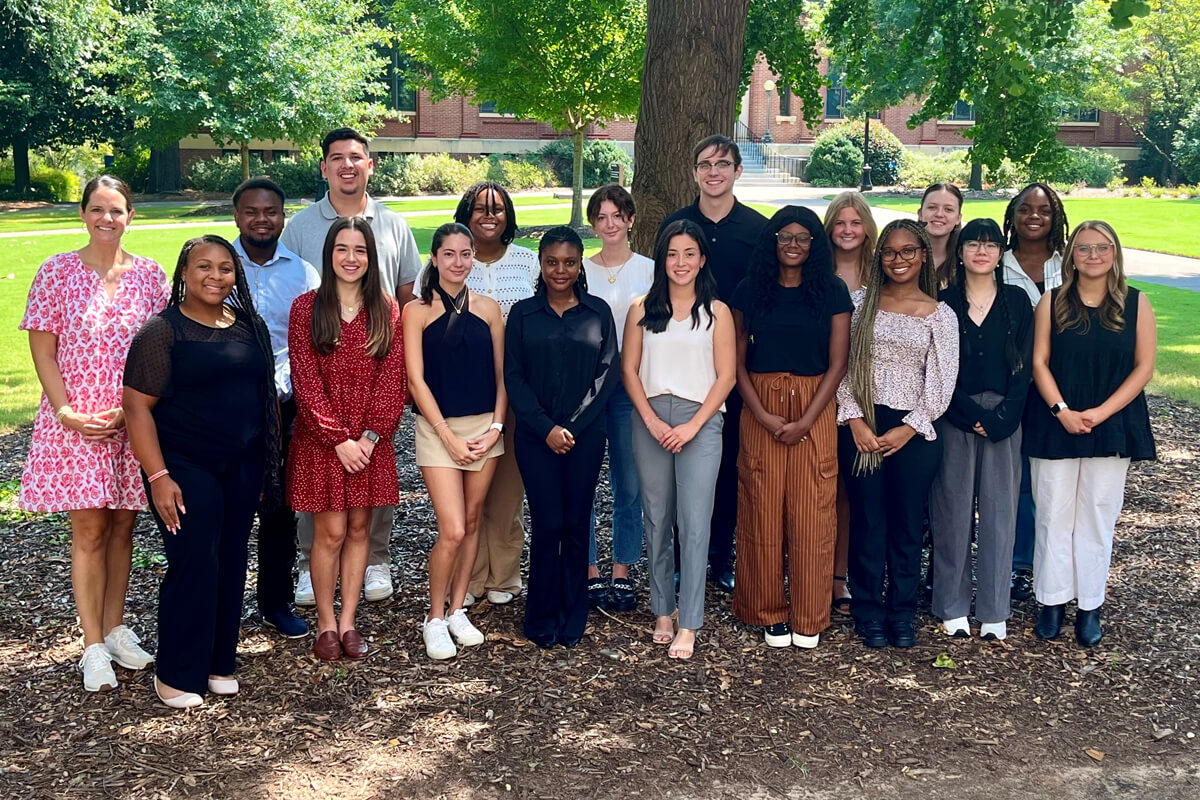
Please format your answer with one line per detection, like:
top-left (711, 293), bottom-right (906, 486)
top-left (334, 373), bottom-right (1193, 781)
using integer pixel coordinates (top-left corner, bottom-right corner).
top-left (622, 219), bottom-right (736, 660)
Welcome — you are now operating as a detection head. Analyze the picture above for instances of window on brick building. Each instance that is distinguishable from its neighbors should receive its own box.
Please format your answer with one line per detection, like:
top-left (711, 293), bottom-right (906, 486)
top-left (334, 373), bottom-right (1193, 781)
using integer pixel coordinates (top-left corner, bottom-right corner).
top-left (779, 87), bottom-right (791, 116)
top-left (824, 74), bottom-right (880, 120)
top-left (1060, 107), bottom-right (1100, 123)
top-left (945, 101), bottom-right (975, 122)
top-left (388, 50), bottom-right (417, 113)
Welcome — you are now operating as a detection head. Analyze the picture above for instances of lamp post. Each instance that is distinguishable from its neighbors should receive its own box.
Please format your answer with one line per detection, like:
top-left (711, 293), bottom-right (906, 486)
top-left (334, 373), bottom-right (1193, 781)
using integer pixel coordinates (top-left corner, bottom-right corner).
top-left (763, 79), bottom-right (776, 143)
top-left (859, 111), bottom-right (873, 192)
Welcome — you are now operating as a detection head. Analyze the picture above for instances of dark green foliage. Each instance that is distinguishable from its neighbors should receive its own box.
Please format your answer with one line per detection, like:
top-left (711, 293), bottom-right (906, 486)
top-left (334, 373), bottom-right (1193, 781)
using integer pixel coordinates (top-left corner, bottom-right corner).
top-left (538, 140), bottom-right (632, 188)
top-left (806, 129), bottom-right (865, 187)
top-left (1050, 147), bottom-right (1123, 187)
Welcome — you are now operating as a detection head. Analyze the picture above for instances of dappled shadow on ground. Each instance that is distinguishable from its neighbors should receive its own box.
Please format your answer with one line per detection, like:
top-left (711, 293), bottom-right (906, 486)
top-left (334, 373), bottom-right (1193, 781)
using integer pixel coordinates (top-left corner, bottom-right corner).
top-left (0, 400), bottom-right (1197, 799)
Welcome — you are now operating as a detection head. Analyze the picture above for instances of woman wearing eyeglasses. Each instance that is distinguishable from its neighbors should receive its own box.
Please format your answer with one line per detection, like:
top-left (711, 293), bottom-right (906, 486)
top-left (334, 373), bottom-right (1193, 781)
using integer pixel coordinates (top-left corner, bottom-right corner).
top-left (730, 206), bottom-right (851, 648)
top-left (1023, 221), bottom-right (1155, 647)
top-left (836, 220), bottom-right (958, 649)
top-left (929, 220), bottom-right (1033, 641)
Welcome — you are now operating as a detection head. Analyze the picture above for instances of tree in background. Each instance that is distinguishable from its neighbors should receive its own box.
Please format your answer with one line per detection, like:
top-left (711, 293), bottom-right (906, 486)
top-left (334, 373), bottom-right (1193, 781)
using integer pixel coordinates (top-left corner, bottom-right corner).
top-left (391, 0), bottom-right (644, 227)
top-left (741, 0), bottom-right (824, 132)
top-left (113, 0), bottom-right (389, 182)
top-left (0, 0), bottom-right (117, 194)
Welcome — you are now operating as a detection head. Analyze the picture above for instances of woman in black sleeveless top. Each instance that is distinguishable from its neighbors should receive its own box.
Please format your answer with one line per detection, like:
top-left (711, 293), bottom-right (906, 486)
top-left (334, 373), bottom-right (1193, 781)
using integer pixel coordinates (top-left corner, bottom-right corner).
top-left (1024, 220), bottom-right (1156, 648)
top-left (403, 222), bottom-right (507, 660)
top-left (123, 235), bottom-right (278, 708)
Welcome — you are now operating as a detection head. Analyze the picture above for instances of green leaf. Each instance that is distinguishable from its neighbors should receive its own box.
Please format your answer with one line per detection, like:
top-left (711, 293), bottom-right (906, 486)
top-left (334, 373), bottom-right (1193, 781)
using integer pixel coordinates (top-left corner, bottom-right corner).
top-left (932, 652), bottom-right (958, 669)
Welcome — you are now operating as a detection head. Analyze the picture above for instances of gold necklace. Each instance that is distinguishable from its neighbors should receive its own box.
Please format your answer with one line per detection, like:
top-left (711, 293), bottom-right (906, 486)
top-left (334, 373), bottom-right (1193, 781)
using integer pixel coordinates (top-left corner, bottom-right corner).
top-left (597, 251), bottom-right (633, 284)
top-left (967, 291), bottom-right (995, 313)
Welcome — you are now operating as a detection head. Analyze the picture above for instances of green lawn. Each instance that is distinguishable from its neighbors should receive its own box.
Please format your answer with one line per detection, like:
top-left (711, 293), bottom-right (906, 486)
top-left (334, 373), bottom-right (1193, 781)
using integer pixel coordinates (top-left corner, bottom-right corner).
top-left (1131, 281), bottom-right (1200, 407)
top-left (866, 197), bottom-right (1200, 259)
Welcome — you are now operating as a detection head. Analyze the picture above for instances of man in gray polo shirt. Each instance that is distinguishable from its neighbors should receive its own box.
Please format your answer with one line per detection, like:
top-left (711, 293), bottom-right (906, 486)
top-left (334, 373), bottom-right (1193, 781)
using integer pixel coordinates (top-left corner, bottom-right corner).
top-left (281, 127), bottom-right (422, 604)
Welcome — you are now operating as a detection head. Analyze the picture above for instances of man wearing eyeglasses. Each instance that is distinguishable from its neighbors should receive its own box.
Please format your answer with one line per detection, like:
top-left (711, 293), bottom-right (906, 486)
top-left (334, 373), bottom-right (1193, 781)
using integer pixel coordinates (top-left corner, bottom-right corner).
top-left (658, 134), bottom-right (768, 594)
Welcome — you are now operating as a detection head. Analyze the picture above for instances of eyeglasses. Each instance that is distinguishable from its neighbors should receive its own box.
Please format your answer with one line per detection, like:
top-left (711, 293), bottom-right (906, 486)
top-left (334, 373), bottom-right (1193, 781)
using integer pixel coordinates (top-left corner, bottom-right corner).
top-left (694, 159), bottom-right (735, 173)
top-left (1074, 243), bottom-right (1114, 257)
top-left (880, 246), bottom-right (922, 262)
top-left (962, 241), bottom-right (1002, 254)
top-left (776, 232), bottom-right (813, 246)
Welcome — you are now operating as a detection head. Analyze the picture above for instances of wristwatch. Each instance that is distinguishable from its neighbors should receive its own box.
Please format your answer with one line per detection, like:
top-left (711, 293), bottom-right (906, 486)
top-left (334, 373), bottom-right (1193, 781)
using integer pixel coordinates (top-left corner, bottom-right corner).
top-left (1050, 401), bottom-right (1069, 417)
top-left (489, 422), bottom-right (505, 434)
top-left (363, 429), bottom-right (381, 443)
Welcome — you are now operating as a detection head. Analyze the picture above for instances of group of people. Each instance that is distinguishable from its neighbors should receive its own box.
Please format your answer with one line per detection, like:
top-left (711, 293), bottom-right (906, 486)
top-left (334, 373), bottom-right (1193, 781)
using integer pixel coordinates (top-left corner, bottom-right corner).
top-left (20, 128), bottom-right (1156, 709)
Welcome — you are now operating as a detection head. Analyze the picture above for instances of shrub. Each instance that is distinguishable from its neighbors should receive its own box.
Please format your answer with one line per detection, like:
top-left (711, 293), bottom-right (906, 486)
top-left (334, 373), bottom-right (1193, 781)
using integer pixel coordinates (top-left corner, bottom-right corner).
top-left (537, 139), bottom-right (632, 188)
top-left (0, 159), bottom-right (80, 202)
top-left (110, 149), bottom-right (151, 192)
top-left (896, 150), bottom-right (970, 189)
top-left (1174, 104), bottom-right (1200, 185)
top-left (487, 156), bottom-right (555, 190)
top-left (265, 156), bottom-right (320, 200)
top-left (1050, 147), bottom-right (1123, 188)
top-left (370, 154), bottom-right (421, 197)
top-left (413, 153), bottom-right (487, 195)
top-left (984, 158), bottom-right (1031, 189)
top-left (828, 121), bottom-right (906, 186)
top-left (0, 182), bottom-right (54, 202)
top-left (185, 154), bottom-right (265, 193)
top-left (805, 128), bottom-right (864, 187)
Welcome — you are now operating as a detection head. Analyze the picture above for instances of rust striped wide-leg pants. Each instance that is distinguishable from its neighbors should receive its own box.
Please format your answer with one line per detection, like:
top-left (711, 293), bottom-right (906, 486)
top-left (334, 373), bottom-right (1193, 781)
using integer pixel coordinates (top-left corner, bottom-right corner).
top-left (731, 372), bottom-right (837, 636)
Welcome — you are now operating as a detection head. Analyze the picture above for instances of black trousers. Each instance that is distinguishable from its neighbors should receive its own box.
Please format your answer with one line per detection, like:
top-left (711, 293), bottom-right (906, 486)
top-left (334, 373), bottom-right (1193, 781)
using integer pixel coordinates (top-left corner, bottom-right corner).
top-left (255, 398), bottom-right (296, 616)
top-left (514, 423), bottom-right (606, 646)
top-left (147, 450), bottom-right (263, 695)
top-left (838, 406), bottom-right (942, 626)
top-left (707, 386), bottom-right (742, 574)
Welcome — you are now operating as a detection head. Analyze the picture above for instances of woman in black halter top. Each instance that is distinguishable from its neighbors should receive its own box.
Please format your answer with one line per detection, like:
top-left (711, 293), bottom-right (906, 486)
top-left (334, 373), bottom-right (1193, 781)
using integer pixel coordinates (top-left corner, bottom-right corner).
top-left (403, 222), bottom-right (508, 661)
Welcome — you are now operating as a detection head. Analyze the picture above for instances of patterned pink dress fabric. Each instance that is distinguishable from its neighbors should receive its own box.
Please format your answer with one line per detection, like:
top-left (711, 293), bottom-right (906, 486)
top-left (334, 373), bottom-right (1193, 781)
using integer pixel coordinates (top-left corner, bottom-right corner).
top-left (19, 252), bottom-right (170, 512)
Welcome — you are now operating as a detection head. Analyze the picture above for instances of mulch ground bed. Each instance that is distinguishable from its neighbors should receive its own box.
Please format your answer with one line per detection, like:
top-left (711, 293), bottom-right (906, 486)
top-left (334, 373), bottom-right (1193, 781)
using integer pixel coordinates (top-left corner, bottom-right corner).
top-left (0, 397), bottom-right (1196, 799)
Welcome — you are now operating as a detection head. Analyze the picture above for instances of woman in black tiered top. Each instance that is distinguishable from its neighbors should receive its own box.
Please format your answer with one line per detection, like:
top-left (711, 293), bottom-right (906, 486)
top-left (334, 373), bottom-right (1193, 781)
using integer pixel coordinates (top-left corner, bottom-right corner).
top-left (403, 222), bottom-right (507, 661)
top-left (1024, 220), bottom-right (1156, 648)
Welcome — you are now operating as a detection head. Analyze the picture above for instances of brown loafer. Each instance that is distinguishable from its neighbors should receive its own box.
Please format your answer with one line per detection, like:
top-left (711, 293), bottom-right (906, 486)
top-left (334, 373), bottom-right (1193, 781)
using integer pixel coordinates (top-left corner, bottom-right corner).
top-left (341, 629), bottom-right (369, 660)
top-left (314, 630), bottom-right (342, 661)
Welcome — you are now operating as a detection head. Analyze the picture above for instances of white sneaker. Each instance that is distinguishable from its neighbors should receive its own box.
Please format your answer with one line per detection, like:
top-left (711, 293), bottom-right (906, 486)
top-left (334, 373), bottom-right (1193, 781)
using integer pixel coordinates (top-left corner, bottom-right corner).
top-left (942, 617), bottom-right (971, 637)
top-left (486, 590), bottom-right (514, 605)
top-left (363, 564), bottom-right (394, 602)
top-left (446, 608), bottom-right (485, 647)
top-left (80, 643), bottom-right (118, 692)
top-left (104, 625), bottom-right (154, 670)
top-left (463, 592), bottom-right (476, 608)
top-left (294, 571), bottom-right (315, 607)
top-left (423, 616), bottom-right (456, 660)
top-left (980, 621), bottom-right (1008, 641)
top-left (791, 632), bottom-right (819, 649)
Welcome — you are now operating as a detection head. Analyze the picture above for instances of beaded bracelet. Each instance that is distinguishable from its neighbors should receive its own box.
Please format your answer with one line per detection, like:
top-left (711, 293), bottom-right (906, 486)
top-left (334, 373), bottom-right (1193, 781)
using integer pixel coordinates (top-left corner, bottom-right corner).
top-left (146, 469), bottom-right (170, 483)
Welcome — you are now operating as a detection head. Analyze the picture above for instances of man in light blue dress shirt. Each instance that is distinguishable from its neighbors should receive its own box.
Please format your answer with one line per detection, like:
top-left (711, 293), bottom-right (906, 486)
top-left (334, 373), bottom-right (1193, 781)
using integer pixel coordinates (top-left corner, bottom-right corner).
top-left (232, 177), bottom-right (321, 638)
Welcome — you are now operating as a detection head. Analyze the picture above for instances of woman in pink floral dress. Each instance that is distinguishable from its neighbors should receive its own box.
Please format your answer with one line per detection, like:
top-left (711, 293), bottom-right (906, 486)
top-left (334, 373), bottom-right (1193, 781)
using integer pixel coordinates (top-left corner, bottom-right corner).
top-left (20, 176), bottom-right (170, 693)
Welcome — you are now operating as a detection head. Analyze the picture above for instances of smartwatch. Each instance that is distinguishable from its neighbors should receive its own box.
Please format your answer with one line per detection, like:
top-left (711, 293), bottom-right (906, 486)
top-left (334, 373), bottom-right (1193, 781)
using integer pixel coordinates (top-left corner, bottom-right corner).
top-left (363, 429), bottom-right (381, 444)
top-left (1050, 401), bottom-right (1068, 417)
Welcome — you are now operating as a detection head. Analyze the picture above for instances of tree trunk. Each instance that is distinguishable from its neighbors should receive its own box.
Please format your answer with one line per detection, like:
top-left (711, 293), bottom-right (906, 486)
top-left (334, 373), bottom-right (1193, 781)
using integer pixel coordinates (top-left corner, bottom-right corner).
top-left (240, 141), bottom-right (251, 183)
top-left (12, 131), bottom-right (31, 193)
top-left (969, 160), bottom-right (983, 191)
top-left (571, 129), bottom-right (585, 228)
top-left (631, 0), bottom-right (751, 254)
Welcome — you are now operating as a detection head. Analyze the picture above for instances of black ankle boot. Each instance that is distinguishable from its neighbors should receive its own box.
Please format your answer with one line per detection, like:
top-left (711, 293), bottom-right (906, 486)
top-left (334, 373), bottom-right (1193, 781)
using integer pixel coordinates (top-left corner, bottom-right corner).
top-left (1035, 603), bottom-right (1066, 640)
top-left (1075, 605), bottom-right (1103, 647)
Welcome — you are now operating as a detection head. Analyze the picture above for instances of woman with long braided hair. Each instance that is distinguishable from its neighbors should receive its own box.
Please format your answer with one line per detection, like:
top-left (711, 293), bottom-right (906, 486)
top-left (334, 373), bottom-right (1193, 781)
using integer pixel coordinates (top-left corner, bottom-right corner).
top-left (929, 219), bottom-right (1033, 641)
top-left (835, 220), bottom-right (958, 649)
top-left (123, 235), bottom-right (279, 708)
top-left (1001, 182), bottom-right (1069, 601)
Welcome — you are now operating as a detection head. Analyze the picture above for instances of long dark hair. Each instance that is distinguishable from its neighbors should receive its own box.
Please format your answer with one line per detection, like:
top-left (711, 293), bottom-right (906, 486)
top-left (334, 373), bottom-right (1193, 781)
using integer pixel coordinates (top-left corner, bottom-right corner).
top-left (420, 222), bottom-right (474, 303)
top-left (454, 181), bottom-right (517, 245)
top-left (640, 219), bottom-right (718, 334)
top-left (1003, 182), bottom-right (1068, 256)
top-left (170, 235), bottom-right (281, 509)
top-left (743, 205), bottom-right (835, 330)
top-left (535, 226), bottom-right (588, 294)
top-left (312, 217), bottom-right (395, 358)
top-left (953, 218), bottom-right (1023, 376)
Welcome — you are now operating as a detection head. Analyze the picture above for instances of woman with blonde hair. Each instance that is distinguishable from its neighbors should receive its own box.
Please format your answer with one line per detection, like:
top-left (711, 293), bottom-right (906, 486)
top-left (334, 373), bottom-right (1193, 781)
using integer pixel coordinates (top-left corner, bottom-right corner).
top-left (823, 192), bottom-right (879, 616)
top-left (1023, 220), bottom-right (1155, 647)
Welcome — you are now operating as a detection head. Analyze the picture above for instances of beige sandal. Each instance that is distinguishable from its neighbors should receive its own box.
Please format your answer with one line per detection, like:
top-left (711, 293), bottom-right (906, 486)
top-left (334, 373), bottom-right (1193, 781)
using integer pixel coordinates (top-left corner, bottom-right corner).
top-left (668, 629), bottom-right (695, 659)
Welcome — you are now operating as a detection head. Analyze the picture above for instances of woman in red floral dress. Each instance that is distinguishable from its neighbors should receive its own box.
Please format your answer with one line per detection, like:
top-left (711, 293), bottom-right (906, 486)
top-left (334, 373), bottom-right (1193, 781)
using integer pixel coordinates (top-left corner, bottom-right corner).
top-left (288, 217), bottom-right (407, 661)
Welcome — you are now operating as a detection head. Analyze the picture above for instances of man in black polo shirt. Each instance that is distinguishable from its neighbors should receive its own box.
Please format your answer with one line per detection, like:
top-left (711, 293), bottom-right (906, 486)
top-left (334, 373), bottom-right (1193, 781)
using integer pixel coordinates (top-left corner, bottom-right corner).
top-left (658, 134), bottom-right (767, 593)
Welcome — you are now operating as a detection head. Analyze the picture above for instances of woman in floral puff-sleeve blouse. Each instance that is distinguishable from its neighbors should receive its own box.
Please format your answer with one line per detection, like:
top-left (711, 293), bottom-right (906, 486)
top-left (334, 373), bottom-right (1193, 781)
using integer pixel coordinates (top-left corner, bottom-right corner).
top-left (835, 219), bottom-right (958, 650)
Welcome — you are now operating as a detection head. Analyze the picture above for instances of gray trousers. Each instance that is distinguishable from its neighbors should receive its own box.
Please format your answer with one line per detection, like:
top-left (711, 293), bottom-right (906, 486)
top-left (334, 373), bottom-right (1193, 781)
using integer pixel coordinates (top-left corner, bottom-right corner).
top-left (632, 394), bottom-right (723, 630)
top-left (928, 392), bottom-right (1021, 624)
top-left (296, 506), bottom-right (394, 572)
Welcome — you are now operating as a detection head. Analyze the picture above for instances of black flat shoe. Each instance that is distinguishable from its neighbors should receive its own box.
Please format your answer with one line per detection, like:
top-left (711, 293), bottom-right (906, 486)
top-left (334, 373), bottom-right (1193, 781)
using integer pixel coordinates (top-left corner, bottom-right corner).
top-left (1075, 605), bottom-right (1103, 647)
top-left (608, 577), bottom-right (636, 612)
top-left (1010, 569), bottom-right (1034, 602)
top-left (587, 577), bottom-right (608, 610)
top-left (709, 569), bottom-right (735, 594)
top-left (887, 620), bottom-right (917, 648)
top-left (856, 620), bottom-right (888, 648)
top-left (1035, 603), bottom-right (1066, 640)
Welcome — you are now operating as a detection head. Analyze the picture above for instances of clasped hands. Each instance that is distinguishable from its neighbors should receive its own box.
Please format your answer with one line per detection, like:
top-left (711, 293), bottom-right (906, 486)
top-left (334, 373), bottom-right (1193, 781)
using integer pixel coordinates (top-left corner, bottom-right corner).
top-left (61, 406), bottom-right (125, 442)
top-left (848, 418), bottom-right (916, 457)
top-left (755, 412), bottom-right (812, 446)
